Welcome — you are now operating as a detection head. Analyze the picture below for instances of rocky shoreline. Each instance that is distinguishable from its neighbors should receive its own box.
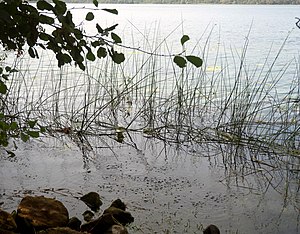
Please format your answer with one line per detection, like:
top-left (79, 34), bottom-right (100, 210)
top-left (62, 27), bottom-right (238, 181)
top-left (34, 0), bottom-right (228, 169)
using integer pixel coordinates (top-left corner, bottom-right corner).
top-left (0, 192), bottom-right (220, 234)
top-left (0, 192), bottom-right (133, 234)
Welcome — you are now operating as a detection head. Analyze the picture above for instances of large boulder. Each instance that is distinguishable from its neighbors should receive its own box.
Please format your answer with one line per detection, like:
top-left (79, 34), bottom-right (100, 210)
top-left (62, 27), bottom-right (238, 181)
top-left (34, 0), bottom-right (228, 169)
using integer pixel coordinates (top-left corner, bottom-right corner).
top-left (203, 224), bottom-right (220, 234)
top-left (103, 199), bottom-right (134, 226)
top-left (104, 224), bottom-right (128, 234)
top-left (0, 209), bottom-right (17, 231)
top-left (81, 199), bottom-right (133, 234)
top-left (80, 192), bottom-right (102, 212)
top-left (37, 227), bottom-right (87, 234)
top-left (81, 213), bottom-right (119, 233)
top-left (67, 217), bottom-right (81, 231)
top-left (16, 196), bottom-right (69, 231)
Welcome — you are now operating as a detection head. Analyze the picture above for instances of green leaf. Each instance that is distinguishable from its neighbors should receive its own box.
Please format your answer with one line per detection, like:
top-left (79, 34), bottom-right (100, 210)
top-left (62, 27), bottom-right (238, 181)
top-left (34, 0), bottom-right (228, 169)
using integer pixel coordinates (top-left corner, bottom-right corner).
top-left (110, 50), bottom-right (125, 64)
top-left (96, 23), bottom-right (104, 34)
top-left (37, 0), bottom-right (53, 11)
top-left (173, 55), bottom-right (187, 68)
top-left (0, 68), bottom-right (3, 74)
top-left (111, 32), bottom-right (122, 44)
top-left (20, 132), bottom-right (29, 142)
top-left (91, 41), bottom-right (100, 47)
top-left (73, 29), bottom-right (83, 40)
top-left (86, 51), bottom-right (96, 61)
top-left (10, 69), bottom-right (18, 73)
top-left (102, 8), bottom-right (118, 15)
top-left (0, 80), bottom-right (7, 94)
top-left (5, 66), bottom-right (11, 72)
top-left (78, 62), bottom-right (85, 71)
top-left (2, 74), bottom-right (8, 80)
top-left (28, 47), bottom-right (36, 58)
top-left (28, 120), bottom-right (37, 128)
top-left (39, 126), bottom-right (46, 133)
top-left (53, 0), bottom-right (67, 15)
top-left (39, 14), bottom-right (54, 24)
top-left (93, 0), bottom-right (98, 7)
top-left (105, 24), bottom-right (118, 33)
top-left (180, 35), bottom-right (190, 46)
top-left (86, 12), bottom-right (94, 21)
top-left (10, 122), bottom-right (18, 130)
top-left (97, 47), bottom-right (107, 58)
top-left (186, 55), bottom-right (203, 68)
top-left (39, 32), bottom-right (49, 41)
top-left (27, 131), bottom-right (40, 138)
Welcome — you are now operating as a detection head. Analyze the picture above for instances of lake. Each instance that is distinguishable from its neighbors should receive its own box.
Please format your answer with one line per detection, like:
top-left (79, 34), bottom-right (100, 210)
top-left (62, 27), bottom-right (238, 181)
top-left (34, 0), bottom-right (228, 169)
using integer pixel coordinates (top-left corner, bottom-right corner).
top-left (0, 3), bottom-right (300, 234)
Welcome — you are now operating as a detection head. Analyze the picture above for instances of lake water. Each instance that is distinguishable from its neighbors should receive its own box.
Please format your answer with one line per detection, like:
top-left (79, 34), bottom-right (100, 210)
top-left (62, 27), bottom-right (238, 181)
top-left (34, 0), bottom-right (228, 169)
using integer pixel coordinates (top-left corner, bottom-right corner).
top-left (1, 4), bottom-right (300, 234)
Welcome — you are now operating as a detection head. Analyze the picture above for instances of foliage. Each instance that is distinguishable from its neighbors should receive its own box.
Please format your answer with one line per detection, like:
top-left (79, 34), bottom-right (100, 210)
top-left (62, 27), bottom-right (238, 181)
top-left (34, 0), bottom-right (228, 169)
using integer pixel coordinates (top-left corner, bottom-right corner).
top-left (0, 0), bottom-right (203, 150)
top-left (0, 0), bottom-right (125, 70)
top-left (0, 0), bottom-right (126, 150)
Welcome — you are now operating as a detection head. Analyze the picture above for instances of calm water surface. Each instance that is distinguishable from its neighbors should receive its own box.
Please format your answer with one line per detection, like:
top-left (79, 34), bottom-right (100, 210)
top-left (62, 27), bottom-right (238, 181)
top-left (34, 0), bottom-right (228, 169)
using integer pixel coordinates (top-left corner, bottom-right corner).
top-left (1, 4), bottom-right (300, 234)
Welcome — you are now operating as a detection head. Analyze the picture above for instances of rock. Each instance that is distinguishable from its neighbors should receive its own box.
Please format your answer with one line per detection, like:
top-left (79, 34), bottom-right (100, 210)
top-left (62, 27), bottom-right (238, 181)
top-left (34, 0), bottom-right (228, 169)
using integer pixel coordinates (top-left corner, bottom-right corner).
top-left (82, 210), bottom-right (94, 222)
top-left (80, 192), bottom-right (102, 212)
top-left (106, 199), bottom-right (126, 211)
top-left (104, 224), bottom-right (128, 234)
top-left (203, 224), bottom-right (220, 234)
top-left (67, 217), bottom-right (81, 231)
top-left (81, 213), bottom-right (119, 234)
top-left (103, 199), bottom-right (134, 226)
top-left (0, 228), bottom-right (16, 234)
top-left (0, 209), bottom-right (17, 231)
top-left (16, 196), bottom-right (69, 230)
top-left (37, 227), bottom-right (86, 234)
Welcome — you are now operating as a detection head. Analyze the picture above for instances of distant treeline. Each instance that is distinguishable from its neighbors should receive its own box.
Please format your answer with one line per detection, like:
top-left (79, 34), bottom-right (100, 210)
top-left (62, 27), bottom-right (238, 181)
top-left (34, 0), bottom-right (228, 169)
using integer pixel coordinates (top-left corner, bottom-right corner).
top-left (61, 0), bottom-right (300, 4)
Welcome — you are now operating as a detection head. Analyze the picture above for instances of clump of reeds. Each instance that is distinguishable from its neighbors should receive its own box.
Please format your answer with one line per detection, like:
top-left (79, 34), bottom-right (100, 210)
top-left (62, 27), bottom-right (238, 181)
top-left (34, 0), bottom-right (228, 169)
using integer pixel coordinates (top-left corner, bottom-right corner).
top-left (3, 26), bottom-right (300, 161)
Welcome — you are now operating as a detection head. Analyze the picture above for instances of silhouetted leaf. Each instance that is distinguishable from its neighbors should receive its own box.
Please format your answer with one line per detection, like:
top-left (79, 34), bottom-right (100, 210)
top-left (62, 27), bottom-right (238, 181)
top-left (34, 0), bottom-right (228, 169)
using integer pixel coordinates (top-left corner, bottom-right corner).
top-left (105, 24), bottom-right (118, 32)
top-left (186, 55), bottom-right (203, 68)
top-left (20, 132), bottom-right (29, 142)
top-left (110, 49), bottom-right (125, 64)
top-left (53, 0), bottom-right (66, 15)
top-left (10, 122), bottom-right (18, 130)
top-left (37, 0), bottom-right (53, 11)
top-left (28, 120), bottom-right (37, 128)
top-left (111, 32), bottom-right (122, 43)
top-left (181, 35), bottom-right (190, 46)
top-left (39, 14), bottom-right (54, 24)
top-left (93, 0), bottom-right (98, 7)
top-left (86, 51), bottom-right (96, 61)
top-left (97, 47), bottom-right (107, 58)
top-left (27, 131), bottom-right (39, 138)
top-left (173, 55), bottom-right (186, 68)
top-left (102, 8), bottom-right (118, 15)
top-left (78, 62), bottom-right (85, 71)
top-left (86, 12), bottom-right (94, 21)
top-left (0, 80), bottom-right (7, 94)
top-left (96, 23), bottom-right (104, 34)
top-left (73, 29), bottom-right (83, 40)
top-left (28, 47), bottom-right (36, 58)
top-left (39, 32), bottom-right (49, 41)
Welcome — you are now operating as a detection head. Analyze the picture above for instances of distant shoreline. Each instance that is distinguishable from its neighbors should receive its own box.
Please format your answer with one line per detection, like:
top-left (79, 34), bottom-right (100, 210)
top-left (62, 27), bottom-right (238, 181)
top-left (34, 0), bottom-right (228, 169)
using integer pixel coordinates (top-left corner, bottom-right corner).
top-left (63, 1), bottom-right (300, 4)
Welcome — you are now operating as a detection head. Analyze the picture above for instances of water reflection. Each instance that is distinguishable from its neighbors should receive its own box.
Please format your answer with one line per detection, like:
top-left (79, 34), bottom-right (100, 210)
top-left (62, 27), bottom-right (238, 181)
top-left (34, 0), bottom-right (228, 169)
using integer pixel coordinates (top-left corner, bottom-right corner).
top-left (1, 135), bottom-right (299, 233)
